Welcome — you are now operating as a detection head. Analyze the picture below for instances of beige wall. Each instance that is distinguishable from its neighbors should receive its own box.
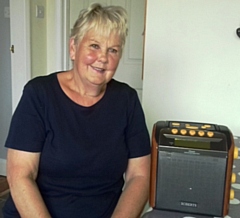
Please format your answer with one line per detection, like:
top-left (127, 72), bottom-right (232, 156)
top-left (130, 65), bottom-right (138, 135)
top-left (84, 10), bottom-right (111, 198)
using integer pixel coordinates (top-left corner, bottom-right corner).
top-left (30, 0), bottom-right (47, 78)
top-left (142, 0), bottom-right (240, 136)
top-left (69, 0), bottom-right (85, 28)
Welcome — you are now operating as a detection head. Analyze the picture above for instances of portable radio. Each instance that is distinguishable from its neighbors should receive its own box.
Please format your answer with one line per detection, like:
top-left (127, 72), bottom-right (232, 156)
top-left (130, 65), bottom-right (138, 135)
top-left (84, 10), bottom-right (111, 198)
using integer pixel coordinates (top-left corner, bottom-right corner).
top-left (150, 121), bottom-right (239, 217)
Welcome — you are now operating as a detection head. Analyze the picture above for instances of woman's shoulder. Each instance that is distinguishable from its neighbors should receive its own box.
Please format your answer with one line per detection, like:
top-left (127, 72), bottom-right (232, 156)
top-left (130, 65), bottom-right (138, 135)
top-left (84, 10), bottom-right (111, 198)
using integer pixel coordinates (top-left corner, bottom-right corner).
top-left (109, 79), bottom-right (136, 94)
top-left (19, 72), bottom-right (62, 102)
top-left (107, 79), bottom-right (139, 106)
top-left (27, 72), bottom-right (59, 86)
top-left (23, 72), bottom-right (62, 94)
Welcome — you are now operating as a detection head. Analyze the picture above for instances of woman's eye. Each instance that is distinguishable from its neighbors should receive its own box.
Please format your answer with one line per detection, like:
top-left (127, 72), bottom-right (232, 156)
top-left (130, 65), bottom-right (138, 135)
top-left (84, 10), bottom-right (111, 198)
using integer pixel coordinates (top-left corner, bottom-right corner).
top-left (91, 44), bottom-right (99, 49)
top-left (108, 48), bottom-right (118, 54)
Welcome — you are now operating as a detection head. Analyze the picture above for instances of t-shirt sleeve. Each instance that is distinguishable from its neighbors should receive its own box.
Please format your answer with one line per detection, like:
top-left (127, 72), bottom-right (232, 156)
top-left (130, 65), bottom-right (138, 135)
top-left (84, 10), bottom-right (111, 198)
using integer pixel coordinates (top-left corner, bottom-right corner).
top-left (5, 82), bottom-right (45, 152)
top-left (125, 90), bottom-right (150, 158)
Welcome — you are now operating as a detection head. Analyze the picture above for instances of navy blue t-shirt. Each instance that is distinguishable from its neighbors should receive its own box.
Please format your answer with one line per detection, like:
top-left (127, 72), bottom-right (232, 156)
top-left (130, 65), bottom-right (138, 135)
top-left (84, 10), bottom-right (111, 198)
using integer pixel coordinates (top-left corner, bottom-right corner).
top-left (4, 72), bottom-right (150, 218)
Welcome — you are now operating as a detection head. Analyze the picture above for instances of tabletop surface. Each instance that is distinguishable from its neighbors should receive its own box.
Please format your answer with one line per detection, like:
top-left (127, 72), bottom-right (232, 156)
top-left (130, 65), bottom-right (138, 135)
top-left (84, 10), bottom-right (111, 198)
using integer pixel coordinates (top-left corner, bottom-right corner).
top-left (142, 136), bottom-right (240, 218)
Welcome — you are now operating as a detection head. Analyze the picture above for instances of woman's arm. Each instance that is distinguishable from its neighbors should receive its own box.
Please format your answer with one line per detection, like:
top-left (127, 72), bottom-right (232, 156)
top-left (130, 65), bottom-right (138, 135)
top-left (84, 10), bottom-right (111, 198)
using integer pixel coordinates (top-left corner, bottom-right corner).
top-left (6, 148), bottom-right (51, 218)
top-left (112, 154), bottom-right (150, 218)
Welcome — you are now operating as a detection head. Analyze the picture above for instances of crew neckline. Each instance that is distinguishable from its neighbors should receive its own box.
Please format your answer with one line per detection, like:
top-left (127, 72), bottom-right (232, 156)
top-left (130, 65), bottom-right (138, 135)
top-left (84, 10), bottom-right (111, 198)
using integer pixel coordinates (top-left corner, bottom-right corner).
top-left (53, 72), bottom-right (110, 109)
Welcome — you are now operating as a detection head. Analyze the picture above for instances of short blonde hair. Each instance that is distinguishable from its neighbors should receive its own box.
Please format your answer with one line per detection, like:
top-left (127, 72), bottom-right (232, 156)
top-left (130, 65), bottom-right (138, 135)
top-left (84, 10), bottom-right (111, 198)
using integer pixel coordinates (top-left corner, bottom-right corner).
top-left (71, 3), bottom-right (128, 49)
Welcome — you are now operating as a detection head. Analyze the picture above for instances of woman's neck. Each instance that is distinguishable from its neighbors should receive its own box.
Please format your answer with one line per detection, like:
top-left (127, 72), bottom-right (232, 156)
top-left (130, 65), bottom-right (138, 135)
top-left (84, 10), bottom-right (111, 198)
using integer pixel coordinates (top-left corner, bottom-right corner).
top-left (59, 70), bottom-right (106, 107)
top-left (72, 72), bottom-right (106, 97)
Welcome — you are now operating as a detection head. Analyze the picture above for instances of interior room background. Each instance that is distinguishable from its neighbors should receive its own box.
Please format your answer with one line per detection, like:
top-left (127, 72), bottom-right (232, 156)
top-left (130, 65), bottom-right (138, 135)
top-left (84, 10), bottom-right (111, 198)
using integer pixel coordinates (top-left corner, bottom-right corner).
top-left (0, 0), bottom-right (145, 175)
top-left (1, 0), bottom-right (240, 176)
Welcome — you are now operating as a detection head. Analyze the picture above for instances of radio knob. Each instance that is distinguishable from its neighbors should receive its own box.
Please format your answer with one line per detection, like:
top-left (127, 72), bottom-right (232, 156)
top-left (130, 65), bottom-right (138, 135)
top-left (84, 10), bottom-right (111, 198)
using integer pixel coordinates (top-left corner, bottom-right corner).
top-left (207, 131), bottom-right (214, 137)
top-left (189, 130), bottom-right (196, 136)
top-left (234, 146), bottom-right (239, 159)
top-left (230, 189), bottom-right (234, 200)
top-left (171, 128), bottom-right (178, 134)
top-left (180, 129), bottom-right (187, 135)
top-left (198, 131), bottom-right (205, 137)
top-left (231, 173), bottom-right (236, 183)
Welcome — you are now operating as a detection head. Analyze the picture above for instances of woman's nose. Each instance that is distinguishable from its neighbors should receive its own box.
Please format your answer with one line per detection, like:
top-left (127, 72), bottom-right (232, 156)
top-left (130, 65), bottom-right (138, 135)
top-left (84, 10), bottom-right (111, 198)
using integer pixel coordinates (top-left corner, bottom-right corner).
top-left (98, 51), bottom-right (108, 63)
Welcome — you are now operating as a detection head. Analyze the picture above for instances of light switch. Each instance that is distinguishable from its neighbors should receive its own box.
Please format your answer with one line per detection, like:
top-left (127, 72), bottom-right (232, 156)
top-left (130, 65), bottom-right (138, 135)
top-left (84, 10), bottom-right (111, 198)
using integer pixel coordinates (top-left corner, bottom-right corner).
top-left (36, 5), bottom-right (44, 18)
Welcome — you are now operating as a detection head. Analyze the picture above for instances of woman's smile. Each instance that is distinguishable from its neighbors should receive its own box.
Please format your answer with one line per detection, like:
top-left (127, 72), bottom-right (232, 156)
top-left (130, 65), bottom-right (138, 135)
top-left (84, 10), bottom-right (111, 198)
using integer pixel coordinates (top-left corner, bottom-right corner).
top-left (91, 65), bottom-right (106, 73)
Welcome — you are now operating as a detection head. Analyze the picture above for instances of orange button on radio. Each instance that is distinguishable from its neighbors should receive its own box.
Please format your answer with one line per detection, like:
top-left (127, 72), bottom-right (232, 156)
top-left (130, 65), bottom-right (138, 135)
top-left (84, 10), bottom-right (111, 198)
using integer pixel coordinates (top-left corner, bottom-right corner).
top-left (230, 189), bottom-right (234, 200)
top-left (180, 129), bottom-right (187, 135)
top-left (231, 173), bottom-right (236, 183)
top-left (201, 124), bottom-right (212, 129)
top-left (172, 122), bottom-right (180, 126)
top-left (198, 131), bottom-right (205, 137)
top-left (207, 131), bottom-right (214, 137)
top-left (189, 130), bottom-right (196, 136)
top-left (171, 128), bottom-right (178, 134)
top-left (234, 147), bottom-right (239, 159)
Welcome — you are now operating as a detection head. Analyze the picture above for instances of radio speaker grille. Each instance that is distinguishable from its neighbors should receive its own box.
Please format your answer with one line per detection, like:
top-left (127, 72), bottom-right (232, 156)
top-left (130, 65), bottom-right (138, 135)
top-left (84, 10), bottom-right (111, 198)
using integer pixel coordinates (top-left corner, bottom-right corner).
top-left (155, 150), bottom-right (227, 216)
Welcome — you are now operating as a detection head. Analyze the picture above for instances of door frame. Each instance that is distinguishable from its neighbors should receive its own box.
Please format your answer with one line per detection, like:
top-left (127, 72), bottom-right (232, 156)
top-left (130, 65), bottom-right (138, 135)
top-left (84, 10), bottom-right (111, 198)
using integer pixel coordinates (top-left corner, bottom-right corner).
top-left (47, 0), bottom-right (70, 73)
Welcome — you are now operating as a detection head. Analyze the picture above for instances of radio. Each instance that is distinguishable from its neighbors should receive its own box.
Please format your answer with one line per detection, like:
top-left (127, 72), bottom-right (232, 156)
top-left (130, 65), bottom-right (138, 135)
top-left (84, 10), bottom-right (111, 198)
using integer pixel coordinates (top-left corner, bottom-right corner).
top-left (150, 121), bottom-right (239, 217)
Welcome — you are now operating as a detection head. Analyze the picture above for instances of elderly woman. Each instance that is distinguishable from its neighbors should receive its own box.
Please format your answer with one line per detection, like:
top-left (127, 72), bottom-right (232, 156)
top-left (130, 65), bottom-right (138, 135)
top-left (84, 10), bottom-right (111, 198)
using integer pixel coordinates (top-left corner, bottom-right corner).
top-left (3, 3), bottom-right (150, 218)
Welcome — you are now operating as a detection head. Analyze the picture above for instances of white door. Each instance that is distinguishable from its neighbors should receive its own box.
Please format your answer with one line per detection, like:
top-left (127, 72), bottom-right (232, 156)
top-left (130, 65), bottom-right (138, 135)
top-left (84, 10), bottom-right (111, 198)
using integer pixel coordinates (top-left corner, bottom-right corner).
top-left (10, 0), bottom-right (31, 112)
top-left (0, 0), bottom-right (11, 174)
top-left (69, 0), bottom-right (145, 100)
top-left (143, 0), bottom-right (240, 135)
top-left (0, 0), bottom-right (31, 175)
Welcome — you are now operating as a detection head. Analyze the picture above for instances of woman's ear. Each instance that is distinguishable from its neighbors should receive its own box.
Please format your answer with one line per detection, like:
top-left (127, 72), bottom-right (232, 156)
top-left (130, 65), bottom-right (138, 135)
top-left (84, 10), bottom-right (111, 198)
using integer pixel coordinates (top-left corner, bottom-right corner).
top-left (69, 38), bottom-right (76, 61)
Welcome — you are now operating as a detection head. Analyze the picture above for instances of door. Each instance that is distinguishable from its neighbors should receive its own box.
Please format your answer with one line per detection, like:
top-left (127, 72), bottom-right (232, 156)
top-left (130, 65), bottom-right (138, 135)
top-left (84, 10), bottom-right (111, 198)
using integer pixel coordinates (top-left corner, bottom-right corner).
top-left (69, 0), bottom-right (145, 100)
top-left (0, 0), bottom-right (11, 172)
top-left (0, 0), bottom-right (31, 175)
top-left (10, 0), bottom-right (31, 112)
top-left (143, 0), bottom-right (240, 135)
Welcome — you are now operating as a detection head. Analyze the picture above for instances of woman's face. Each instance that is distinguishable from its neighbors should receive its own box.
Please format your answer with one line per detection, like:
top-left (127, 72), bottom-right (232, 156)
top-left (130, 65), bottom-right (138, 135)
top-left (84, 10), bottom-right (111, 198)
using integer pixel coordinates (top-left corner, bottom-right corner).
top-left (70, 29), bottom-right (122, 88)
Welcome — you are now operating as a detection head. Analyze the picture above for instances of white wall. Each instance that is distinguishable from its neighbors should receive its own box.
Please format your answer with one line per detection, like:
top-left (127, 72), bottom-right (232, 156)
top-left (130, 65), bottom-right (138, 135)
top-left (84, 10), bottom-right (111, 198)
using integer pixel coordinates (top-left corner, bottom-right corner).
top-left (30, 0), bottom-right (47, 78)
top-left (31, 0), bottom-right (69, 77)
top-left (142, 0), bottom-right (240, 136)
